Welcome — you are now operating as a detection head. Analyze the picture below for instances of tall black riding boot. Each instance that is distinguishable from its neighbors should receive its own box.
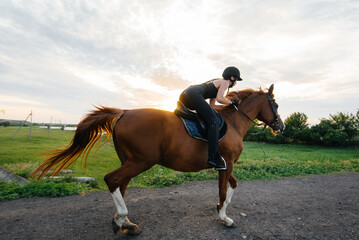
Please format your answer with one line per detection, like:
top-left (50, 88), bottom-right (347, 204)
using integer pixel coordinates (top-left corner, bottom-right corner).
top-left (207, 122), bottom-right (227, 171)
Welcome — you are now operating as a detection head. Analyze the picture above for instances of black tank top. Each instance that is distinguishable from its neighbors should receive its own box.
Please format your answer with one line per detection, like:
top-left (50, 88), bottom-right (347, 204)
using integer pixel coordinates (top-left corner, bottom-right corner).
top-left (190, 80), bottom-right (218, 99)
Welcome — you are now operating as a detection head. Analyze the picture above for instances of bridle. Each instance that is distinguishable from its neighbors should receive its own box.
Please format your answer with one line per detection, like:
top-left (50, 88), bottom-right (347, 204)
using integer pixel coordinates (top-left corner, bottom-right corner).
top-left (233, 93), bottom-right (281, 132)
top-left (265, 93), bottom-right (281, 130)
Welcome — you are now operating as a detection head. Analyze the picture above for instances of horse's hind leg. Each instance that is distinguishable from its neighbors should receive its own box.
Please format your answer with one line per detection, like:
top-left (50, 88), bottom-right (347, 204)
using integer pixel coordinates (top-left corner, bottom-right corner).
top-left (104, 160), bottom-right (152, 235)
top-left (218, 169), bottom-right (237, 228)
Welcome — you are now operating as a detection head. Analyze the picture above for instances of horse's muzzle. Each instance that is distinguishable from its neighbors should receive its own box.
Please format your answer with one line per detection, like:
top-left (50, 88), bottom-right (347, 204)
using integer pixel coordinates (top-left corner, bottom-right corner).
top-left (271, 118), bottom-right (285, 134)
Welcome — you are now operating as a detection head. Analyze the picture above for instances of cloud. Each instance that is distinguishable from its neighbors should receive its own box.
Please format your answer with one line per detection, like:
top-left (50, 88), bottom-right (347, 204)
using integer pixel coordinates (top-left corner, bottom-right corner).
top-left (0, 95), bottom-right (45, 106)
top-left (148, 67), bottom-right (190, 90)
top-left (0, 0), bottom-right (358, 124)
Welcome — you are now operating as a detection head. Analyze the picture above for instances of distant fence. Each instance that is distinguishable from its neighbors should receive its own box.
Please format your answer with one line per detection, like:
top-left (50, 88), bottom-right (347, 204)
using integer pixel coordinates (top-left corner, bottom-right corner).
top-left (39, 125), bottom-right (77, 131)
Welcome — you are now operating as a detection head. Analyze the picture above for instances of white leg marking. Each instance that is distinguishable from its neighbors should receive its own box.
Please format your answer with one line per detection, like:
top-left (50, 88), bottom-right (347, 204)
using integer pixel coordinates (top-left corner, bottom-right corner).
top-left (111, 188), bottom-right (128, 227)
top-left (219, 186), bottom-right (234, 226)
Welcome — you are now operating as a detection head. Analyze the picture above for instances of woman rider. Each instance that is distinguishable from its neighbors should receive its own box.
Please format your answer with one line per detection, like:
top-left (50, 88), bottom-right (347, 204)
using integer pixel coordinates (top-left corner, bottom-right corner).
top-left (179, 66), bottom-right (242, 171)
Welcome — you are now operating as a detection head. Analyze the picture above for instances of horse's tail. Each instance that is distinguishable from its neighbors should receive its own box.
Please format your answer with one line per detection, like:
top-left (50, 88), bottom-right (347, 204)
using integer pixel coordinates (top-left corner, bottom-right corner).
top-left (31, 106), bottom-right (124, 181)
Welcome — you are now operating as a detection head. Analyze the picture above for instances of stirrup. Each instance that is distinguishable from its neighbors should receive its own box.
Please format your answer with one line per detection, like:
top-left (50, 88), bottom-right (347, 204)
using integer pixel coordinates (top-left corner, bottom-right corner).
top-left (214, 156), bottom-right (227, 171)
top-left (208, 156), bottom-right (227, 171)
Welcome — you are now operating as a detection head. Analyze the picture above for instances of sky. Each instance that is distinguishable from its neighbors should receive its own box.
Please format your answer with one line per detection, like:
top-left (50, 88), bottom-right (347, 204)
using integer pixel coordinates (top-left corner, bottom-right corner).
top-left (1, 0), bottom-right (358, 125)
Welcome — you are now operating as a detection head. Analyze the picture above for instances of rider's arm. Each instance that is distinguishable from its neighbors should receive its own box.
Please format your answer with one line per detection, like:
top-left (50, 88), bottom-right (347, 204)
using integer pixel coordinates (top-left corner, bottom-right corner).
top-left (215, 80), bottom-right (232, 105)
top-left (209, 98), bottom-right (217, 108)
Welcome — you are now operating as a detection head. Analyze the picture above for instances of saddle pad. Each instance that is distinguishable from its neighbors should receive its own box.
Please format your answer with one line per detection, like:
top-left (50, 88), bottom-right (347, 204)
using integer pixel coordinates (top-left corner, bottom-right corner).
top-left (180, 117), bottom-right (226, 142)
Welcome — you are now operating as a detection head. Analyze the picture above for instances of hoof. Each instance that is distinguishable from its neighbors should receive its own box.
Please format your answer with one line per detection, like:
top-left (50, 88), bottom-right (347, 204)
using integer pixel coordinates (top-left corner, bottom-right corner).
top-left (122, 220), bottom-right (142, 235)
top-left (112, 218), bottom-right (120, 234)
top-left (122, 227), bottom-right (142, 235)
top-left (223, 221), bottom-right (237, 228)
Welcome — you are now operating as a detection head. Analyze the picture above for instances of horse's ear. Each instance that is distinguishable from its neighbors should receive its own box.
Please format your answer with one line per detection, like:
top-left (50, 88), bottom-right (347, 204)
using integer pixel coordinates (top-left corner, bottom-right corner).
top-left (268, 84), bottom-right (274, 95)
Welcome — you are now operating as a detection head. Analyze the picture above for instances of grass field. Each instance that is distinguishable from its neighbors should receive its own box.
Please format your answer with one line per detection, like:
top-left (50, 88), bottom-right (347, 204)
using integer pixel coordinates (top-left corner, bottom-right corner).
top-left (1, 126), bottom-right (358, 190)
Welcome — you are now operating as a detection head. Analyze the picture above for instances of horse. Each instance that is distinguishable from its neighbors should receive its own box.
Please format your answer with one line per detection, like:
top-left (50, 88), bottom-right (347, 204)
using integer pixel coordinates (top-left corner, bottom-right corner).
top-left (31, 84), bottom-right (284, 235)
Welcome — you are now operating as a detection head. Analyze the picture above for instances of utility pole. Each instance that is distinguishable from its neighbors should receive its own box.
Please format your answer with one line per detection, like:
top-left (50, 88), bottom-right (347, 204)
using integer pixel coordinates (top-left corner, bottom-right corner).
top-left (29, 110), bottom-right (33, 140)
top-left (10, 111), bottom-right (33, 140)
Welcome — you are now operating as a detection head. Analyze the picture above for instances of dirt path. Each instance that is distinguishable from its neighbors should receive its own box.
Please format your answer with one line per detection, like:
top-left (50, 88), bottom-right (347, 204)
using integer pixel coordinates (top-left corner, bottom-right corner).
top-left (1, 173), bottom-right (358, 240)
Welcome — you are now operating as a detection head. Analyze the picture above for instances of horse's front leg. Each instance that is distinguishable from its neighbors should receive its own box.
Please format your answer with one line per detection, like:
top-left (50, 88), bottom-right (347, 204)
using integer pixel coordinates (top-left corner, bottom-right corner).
top-left (218, 170), bottom-right (237, 228)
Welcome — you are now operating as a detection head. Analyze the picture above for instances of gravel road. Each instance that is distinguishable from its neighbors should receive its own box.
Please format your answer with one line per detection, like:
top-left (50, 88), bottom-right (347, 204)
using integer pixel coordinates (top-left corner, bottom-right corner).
top-left (1, 173), bottom-right (358, 240)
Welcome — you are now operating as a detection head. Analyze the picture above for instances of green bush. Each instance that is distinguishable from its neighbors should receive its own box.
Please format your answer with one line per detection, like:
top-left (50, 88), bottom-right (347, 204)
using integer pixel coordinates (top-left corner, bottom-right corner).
top-left (283, 112), bottom-right (310, 143)
top-left (330, 112), bottom-right (358, 141)
top-left (309, 114), bottom-right (358, 146)
top-left (131, 170), bottom-right (217, 188)
top-left (0, 178), bottom-right (93, 201)
top-left (0, 121), bottom-right (10, 127)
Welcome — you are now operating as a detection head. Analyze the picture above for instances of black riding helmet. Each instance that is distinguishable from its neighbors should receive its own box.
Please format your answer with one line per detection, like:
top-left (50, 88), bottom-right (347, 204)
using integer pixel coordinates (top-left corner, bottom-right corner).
top-left (222, 66), bottom-right (243, 88)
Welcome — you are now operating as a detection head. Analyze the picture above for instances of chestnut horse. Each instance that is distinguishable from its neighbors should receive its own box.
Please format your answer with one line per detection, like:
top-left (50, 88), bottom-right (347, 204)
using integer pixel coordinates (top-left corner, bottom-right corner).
top-left (32, 84), bottom-right (284, 235)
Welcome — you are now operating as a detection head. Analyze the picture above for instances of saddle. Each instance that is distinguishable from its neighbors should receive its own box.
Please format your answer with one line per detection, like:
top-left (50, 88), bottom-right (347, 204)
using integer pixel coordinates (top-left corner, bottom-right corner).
top-left (174, 101), bottom-right (227, 141)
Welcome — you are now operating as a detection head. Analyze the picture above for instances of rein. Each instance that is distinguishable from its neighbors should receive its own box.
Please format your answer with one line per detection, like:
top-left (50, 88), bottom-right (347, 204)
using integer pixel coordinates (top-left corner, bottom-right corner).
top-left (232, 105), bottom-right (267, 134)
top-left (231, 93), bottom-right (280, 158)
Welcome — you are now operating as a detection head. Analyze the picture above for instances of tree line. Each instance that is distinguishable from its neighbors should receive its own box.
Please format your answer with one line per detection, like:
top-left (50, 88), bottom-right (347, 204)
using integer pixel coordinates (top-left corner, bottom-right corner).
top-left (244, 110), bottom-right (359, 146)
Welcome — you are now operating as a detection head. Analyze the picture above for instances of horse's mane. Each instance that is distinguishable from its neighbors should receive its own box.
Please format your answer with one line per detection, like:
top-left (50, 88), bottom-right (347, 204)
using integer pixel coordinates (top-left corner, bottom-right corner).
top-left (226, 88), bottom-right (265, 101)
top-left (215, 88), bottom-right (266, 112)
